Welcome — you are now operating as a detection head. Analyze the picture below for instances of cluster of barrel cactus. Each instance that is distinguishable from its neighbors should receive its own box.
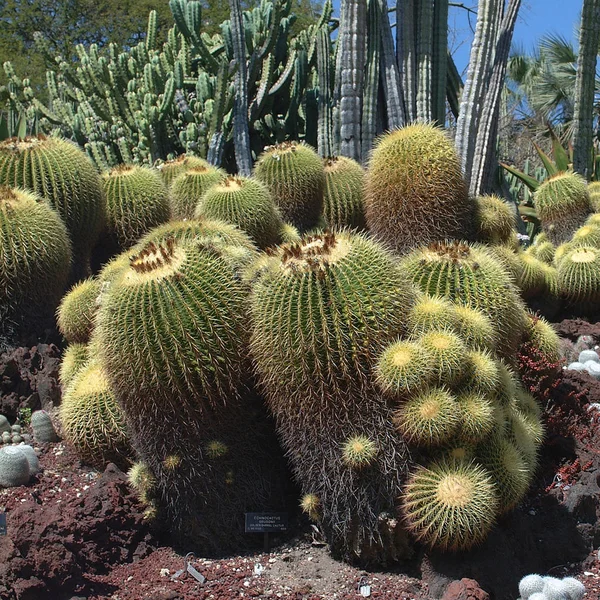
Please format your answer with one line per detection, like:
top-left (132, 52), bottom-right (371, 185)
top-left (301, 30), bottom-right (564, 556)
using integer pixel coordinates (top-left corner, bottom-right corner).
top-left (2, 121), bottom-right (567, 561)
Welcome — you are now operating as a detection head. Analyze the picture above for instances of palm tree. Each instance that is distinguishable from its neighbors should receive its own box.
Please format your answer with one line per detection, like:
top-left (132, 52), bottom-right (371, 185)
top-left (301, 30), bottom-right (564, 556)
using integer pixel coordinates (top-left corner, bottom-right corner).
top-left (507, 33), bottom-right (600, 142)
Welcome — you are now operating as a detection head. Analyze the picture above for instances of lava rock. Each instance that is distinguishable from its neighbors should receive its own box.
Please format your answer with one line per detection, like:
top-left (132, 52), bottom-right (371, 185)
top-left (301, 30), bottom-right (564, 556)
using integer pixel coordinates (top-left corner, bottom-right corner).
top-left (441, 578), bottom-right (490, 600)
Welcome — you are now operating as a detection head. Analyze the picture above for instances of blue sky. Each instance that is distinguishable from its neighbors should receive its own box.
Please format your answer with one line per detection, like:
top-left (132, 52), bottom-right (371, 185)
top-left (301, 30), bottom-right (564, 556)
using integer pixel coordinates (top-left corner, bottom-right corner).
top-left (329, 1), bottom-right (582, 77)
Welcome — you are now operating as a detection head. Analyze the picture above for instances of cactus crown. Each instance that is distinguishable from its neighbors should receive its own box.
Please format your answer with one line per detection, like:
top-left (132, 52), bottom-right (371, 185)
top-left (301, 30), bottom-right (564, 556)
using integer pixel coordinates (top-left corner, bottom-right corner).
top-left (277, 231), bottom-right (349, 273)
top-left (428, 240), bottom-right (472, 262)
top-left (128, 238), bottom-right (180, 276)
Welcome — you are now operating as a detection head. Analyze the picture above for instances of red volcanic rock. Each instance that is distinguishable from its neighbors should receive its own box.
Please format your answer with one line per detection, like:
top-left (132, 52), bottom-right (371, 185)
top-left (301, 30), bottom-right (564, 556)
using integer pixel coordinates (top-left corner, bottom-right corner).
top-left (441, 578), bottom-right (490, 600)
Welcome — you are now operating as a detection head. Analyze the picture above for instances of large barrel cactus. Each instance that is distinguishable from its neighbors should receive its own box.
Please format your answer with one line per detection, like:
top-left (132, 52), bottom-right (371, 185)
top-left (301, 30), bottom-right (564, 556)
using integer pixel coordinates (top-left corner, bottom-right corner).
top-left (0, 136), bottom-right (104, 278)
top-left (0, 186), bottom-right (71, 332)
top-left (365, 123), bottom-right (475, 255)
top-left (102, 165), bottom-right (170, 249)
top-left (95, 233), bottom-right (284, 552)
top-left (250, 230), bottom-right (417, 563)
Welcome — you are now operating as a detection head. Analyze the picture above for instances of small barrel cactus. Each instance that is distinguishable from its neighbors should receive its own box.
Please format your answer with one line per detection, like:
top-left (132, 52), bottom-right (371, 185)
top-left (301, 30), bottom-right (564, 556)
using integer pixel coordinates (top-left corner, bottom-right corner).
top-left (57, 278), bottom-right (102, 344)
top-left (102, 164), bottom-right (170, 249)
top-left (0, 446), bottom-right (31, 487)
top-left (322, 156), bottom-right (365, 230)
top-left (194, 176), bottom-right (284, 249)
top-left (253, 141), bottom-right (325, 232)
top-left (170, 164), bottom-right (226, 219)
top-left (158, 154), bottom-right (211, 187)
top-left (0, 415), bottom-right (10, 434)
top-left (31, 410), bottom-right (59, 443)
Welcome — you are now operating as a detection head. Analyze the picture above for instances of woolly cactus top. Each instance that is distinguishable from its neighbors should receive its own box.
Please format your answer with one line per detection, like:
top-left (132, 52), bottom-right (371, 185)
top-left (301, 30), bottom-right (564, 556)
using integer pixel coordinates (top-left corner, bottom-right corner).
top-left (276, 231), bottom-right (350, 274)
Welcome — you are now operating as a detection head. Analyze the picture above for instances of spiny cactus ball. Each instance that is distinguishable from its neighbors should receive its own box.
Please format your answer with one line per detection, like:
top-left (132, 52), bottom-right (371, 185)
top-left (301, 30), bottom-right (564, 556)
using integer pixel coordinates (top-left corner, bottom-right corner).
top-left (59, 343), bottom-right (89, 390)
top-left (1, 186), bottom-right (72, 323)
top-left (376, 340), bottom-right (435, 398)
top-left (401, 241), bottom-right (528, 360)
top-left (59, 359), bottom-right (131, 467)
top-left (57, 278), bottom-right (102, 344)
top-left (407, 295), bottom-right (458, 337)
top-left (170, 164), bottom-right (226, 219)
top-left (570, 223), bottom-right (600, 248)
top-left (365, 123), bottom-right (474, 255)
top-left (341, 435), bottom-right (378, 469)
top-left (418, 329), bottom-right (468, 385)
top-left (394, 387), bottom-right (461, 447)
top-left (456, 391), bottom-right (496, 444)
top-left (402, 459), bottom-right (498, 551)
top-left (474, 194), bottom-right (516, 245)
top-left (102, 164), bottom-right (170, 248)
top-left (158, 154), bottom-right (211, 187)
top-left (322, 156), bottom-right (365, 230)
top-left (556, 245), bottom-right (600, 305)
top-left (533, 172), bottom-right (592, 245)
top-left (300, 493), bottom-right (321, 521)
top-left (0, 135), bottom-right (104, 277)
top-left (194, 176), bottom-right (284, 249)
top-left (253, 141), bottom-right (325, 232)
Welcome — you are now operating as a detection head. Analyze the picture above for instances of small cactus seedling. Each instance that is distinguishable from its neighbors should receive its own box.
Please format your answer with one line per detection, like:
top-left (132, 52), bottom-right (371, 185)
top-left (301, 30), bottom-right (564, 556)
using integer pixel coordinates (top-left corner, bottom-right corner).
top-left (376, 340), bottom-right (435, 398)
top-left (300, 493), bottom-right (321, 521)
top-left (393, 387), bottom-right (461, 447)
top-left (341, 435), bottom-right (378, 469)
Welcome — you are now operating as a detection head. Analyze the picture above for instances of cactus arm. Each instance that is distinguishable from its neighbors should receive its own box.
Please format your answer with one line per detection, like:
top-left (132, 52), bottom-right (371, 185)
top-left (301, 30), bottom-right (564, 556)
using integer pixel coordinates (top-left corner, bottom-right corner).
top-left (379, 0), bottom-right (405, 129)
top-left (397, 0), bottom-right (417, 122)
top-left (317, 26), bottom-right (334, 158)
top-left (338, 0), bottom-right (367, 161)
top-left (415, 0), bottom-right (434, 121)
top-left (361, 0), bottom-right (381, 162)
top-left (229, 0), bottom-right (253, 175)
top-left (572, 0), bottom-right (600, 179)
top-left (431, 0), bottom-right (449, 125)
top-left (469, 0), bottom-right (521, 195)
top-left (146, 11), bottom-right (158, 52)
top-left (454, 0), bottom-right (501, 173)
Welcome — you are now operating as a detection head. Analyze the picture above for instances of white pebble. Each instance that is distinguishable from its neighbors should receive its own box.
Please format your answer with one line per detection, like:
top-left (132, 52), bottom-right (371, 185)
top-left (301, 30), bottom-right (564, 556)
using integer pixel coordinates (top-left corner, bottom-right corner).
top-left (579, 350), bottom-right (600, 363)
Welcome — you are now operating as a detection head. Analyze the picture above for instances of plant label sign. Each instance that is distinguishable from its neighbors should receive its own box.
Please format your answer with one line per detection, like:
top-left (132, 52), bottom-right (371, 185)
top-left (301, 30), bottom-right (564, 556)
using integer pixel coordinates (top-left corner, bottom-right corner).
top-left (244, 512), bottom-right (288, 533)
top-left (0, 513), bottom-right (6, 536)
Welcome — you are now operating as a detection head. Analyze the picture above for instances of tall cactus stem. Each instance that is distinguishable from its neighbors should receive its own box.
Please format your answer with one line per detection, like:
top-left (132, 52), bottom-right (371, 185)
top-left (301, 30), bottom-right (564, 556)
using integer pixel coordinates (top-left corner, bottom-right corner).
top-left (397, 0), bottom-right (417, 122)
top-left (229, 0), bottom-right (253, 176)
top-left (572, 0), bottom-right (600, 179)
top-left (431, 0), bottom-right (449, 125)
top-left (337, 0), bottom-right (367, 161)
top-left (415, 0), bottom-right (434, 121)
